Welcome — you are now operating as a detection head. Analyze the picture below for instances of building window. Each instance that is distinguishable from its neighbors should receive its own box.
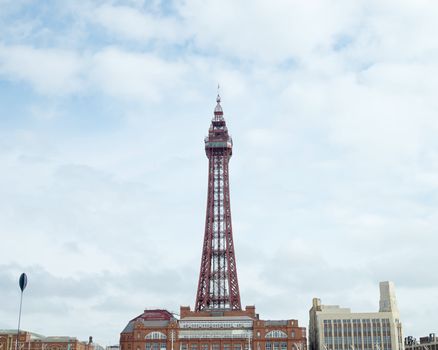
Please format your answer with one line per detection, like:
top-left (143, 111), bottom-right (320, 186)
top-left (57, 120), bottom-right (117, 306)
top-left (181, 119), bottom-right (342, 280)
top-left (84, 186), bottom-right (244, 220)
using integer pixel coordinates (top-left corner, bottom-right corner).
top-left (202, 344), bottom-right (208, 350)
top-left (160, 344), bottom-right (166, 350)
top-left (266, 332), bottom-right (287, 339)
top-left (191, 344), bottom-right (198, 350)
top-left (280, 343), bottom-right (286, 350)
top-left (224, 345), bottom-right (231, 350)
top-left (212, 345), bottom-right (219, 350)
top-left (146, 333), bottom-right (167, 340)
top-left (180, 344), bottom-right (187, 350)
top-left (234, 345), bottom-right (242, 350)
top-left (146, 344), bottom-right (151, 350)
top-left (265, 343), bottom-right (272, 350)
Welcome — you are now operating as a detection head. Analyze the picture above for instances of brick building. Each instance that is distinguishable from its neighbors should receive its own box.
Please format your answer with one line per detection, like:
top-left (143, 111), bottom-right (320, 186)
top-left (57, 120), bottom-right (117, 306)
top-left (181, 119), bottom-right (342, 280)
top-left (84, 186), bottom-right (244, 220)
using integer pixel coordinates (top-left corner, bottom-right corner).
top-left (405, 333), bottom-right (437, 350)
top-left (0, 330), bottom-right (97, 350)
top-left (120, 307), bottom-right (306, 350)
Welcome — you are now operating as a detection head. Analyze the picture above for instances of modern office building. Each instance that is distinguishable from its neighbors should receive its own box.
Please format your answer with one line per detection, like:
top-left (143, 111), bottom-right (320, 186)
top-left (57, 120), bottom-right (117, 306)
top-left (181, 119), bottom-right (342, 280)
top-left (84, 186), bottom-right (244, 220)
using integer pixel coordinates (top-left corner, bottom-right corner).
top-left (308, 281), bottom-right (403, 350)
top-left (120, 96), bottom-right (307, 350)
top-left (405, 333), bottom-right (437, 350)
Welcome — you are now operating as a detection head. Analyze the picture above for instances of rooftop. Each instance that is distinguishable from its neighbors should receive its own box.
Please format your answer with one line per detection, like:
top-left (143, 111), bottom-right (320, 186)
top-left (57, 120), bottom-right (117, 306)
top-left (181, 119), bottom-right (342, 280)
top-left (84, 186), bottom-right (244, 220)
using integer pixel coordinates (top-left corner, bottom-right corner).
top-left (180, 316), bottom-right (253, 321)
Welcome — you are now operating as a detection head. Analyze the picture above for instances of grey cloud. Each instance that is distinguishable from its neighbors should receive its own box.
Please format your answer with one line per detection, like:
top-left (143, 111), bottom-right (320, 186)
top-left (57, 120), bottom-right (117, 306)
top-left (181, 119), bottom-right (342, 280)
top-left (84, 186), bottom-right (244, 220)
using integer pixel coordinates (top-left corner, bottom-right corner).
top-left (0, 264), bottom-right (107, 299)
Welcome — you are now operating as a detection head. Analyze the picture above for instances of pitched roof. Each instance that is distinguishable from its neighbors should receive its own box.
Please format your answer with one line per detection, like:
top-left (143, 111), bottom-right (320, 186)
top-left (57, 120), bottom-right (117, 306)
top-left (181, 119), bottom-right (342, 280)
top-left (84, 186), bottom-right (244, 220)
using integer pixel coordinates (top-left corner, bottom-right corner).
top-left (121, 310), bottom-right (176, 334)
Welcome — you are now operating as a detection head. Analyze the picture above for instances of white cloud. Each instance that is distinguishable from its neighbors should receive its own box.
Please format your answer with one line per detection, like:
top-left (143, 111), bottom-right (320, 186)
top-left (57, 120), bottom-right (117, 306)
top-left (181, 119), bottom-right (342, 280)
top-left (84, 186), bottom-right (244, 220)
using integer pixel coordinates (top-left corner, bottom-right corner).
top-left (93, 4), bottom-right (186, 42)
top-left (90, 47), bottom-right (188, 101)
top-left (178, 0), bottom-right (360, 63)
top-left (0, 44), bottom-right (85, 95)
top-left (0, 44), bottom-right (191, 102)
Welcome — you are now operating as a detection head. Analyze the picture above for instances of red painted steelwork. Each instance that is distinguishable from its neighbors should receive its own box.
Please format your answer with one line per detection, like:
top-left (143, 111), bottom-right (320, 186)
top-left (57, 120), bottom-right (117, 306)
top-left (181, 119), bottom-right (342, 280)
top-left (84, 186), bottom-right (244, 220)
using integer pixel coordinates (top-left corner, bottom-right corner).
top-left (195, 95), bottom-right (242, 311)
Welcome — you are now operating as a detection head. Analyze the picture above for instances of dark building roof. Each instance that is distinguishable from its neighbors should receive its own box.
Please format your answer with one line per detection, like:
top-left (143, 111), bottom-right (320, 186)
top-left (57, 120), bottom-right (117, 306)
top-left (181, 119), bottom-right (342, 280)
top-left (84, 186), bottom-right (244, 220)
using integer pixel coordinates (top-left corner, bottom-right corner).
top-left (121, 310), bottom-right (176, 334)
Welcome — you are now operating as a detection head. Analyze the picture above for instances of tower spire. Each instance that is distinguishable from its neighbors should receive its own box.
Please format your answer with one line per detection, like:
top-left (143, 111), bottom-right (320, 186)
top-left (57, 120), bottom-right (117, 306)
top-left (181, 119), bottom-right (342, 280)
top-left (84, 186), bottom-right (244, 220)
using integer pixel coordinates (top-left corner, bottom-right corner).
top-left (195, 95), bottom-right (241, 311)
top-left (214, 94), bottom-right (224, 120)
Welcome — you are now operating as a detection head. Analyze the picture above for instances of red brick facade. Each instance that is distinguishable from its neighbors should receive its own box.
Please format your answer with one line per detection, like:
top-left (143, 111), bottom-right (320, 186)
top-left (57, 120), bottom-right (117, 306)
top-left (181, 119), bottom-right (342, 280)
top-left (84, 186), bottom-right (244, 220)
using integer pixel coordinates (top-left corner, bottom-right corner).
top-left (0, 330), bottom-right (95, 350)
top-left (120, 307), bottom-right (306, 350)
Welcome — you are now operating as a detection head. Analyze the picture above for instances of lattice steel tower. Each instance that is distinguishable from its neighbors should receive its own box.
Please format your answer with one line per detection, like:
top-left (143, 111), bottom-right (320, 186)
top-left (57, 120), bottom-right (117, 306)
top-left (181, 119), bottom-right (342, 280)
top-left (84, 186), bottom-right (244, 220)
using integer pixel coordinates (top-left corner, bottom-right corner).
top-left (195, 95), bottom-right (242, 311)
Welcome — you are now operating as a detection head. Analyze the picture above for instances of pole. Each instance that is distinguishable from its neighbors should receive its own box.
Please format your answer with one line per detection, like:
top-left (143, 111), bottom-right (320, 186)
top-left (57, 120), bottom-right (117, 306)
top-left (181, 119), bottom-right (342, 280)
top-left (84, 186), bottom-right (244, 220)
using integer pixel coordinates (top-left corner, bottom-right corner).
top-left (16, 273), bottom-right (28, 350)
top-left (16, 290), bottom-right (23, 350)
top-left (171, 331), bottom-right (174, 350)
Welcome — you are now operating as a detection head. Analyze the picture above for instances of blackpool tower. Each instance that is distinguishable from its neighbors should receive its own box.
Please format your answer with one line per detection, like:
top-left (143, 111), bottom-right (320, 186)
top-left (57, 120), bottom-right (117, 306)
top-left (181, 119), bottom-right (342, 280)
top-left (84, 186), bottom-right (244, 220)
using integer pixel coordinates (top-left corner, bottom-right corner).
top-left (120, 95), bottom-right (308, 350)
top-left (195, 94), bottom-right (242, 311)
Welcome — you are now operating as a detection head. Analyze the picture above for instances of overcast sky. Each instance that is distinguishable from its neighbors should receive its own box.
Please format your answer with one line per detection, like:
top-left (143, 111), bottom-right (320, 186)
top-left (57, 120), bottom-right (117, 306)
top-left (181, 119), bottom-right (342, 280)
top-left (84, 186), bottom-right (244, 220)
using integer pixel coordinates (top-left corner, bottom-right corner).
top-left (1, 0), bottom-right (438, 346)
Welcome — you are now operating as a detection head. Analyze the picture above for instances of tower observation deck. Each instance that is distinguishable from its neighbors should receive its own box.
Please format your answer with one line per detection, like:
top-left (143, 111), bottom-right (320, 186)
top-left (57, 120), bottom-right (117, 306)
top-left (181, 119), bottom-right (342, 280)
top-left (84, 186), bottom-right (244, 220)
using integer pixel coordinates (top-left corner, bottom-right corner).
top-left (195, 95), bottom-right (241, 311)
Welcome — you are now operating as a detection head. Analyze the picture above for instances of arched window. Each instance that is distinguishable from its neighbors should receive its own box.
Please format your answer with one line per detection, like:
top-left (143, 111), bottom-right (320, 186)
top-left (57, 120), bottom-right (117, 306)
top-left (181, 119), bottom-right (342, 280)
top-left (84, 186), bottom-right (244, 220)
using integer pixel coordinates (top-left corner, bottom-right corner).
top-left (145, 332), bottom-right (167, 340)
top-left (266, 331), bottom-right (287, 339)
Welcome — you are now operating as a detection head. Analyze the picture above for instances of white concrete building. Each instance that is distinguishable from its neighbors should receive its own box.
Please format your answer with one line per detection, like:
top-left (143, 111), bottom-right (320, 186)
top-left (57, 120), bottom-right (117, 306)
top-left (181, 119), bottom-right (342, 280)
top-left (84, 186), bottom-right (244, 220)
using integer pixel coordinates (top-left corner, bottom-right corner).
top-left (308, 282), bottom-right (403, 350)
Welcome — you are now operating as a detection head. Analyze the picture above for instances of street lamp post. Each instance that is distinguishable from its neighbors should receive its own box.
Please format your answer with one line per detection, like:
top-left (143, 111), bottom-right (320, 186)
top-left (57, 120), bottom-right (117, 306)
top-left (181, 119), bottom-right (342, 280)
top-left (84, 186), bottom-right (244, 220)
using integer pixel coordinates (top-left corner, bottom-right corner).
top-left (170, 331), bottom-right (175, 350)
top-left (16, 273), bottom-right (28, 350)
